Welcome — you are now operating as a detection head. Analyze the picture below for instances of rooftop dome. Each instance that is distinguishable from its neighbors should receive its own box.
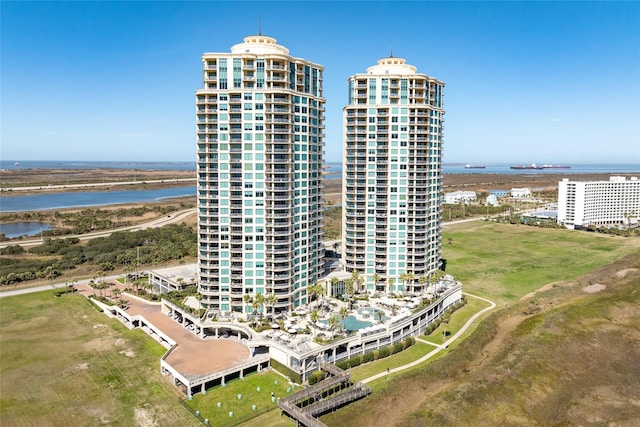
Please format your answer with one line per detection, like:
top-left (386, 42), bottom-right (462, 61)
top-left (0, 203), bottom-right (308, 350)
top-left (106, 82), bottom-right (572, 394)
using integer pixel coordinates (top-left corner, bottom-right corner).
top-left (366, 57), bottom-right (417, 75)
top-left (230, 35), bottom-right (289, 55)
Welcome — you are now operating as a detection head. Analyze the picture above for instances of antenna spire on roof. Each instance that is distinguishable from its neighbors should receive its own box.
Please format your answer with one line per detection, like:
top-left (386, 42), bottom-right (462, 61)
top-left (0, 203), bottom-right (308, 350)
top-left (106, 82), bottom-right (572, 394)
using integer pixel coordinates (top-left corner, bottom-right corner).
top-left (258, 15), bottom-right (262, 36)
top-left (390, 38), bottom-right (394, 58)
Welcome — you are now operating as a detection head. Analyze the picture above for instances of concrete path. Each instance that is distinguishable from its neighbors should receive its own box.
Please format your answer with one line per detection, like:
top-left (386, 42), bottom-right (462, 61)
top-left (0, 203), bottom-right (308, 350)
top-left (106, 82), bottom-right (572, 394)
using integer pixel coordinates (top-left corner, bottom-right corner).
top-left (361, 292), bottom-right (496, 384)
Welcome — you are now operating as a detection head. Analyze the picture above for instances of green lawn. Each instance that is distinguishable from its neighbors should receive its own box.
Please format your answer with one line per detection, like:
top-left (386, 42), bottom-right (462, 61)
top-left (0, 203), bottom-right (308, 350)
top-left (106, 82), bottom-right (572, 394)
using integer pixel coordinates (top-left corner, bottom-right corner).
top-left (347, 296), bottom-right (492, 386)
top-left (422, 296), bottom-right (492, 346)
top-left (0, 290), bottom-right (198, 427)
top-left (186, 370), bottom-right (295, 427)
top-left (348, 342), bottom-right (436, 384)
top-left (442, 221), bottom-right (640, 304)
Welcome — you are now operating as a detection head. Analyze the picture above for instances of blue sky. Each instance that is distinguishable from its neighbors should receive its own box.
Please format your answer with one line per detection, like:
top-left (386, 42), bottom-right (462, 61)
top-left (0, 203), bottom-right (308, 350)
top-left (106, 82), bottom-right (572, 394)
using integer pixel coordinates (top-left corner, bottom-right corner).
top-left (2, 1), bottom-right (639, 164)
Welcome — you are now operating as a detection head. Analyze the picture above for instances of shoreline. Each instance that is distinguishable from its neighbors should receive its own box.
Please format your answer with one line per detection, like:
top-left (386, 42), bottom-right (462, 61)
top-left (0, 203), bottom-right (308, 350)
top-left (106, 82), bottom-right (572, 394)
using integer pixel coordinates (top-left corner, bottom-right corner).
top-left (1, 169), bottom-right (637, 212)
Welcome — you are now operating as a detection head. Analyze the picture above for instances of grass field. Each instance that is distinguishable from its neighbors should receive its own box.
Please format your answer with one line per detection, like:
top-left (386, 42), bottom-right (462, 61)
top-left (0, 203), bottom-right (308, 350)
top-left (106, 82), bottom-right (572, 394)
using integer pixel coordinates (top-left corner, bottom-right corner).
top-left (186, 370), bottom-right (295, 427)
top-left (320, 223), bottom-right (640, 426)
top-left (442, 221), bottom-right (640, 304)
top-left (0, 290), bottom-right (198, 427)
top-left (3, 221), bottom-right (639, 427)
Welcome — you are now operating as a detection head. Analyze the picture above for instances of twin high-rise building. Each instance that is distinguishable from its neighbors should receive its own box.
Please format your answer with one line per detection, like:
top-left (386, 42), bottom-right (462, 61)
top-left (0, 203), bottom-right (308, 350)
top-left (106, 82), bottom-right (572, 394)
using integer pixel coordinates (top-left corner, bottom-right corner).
top-left (196, 35), bottom-right (445, 315)
top-left (343, 58), bottom-right (445, 293)
top-left (196, 36), bottom-right (325, 315)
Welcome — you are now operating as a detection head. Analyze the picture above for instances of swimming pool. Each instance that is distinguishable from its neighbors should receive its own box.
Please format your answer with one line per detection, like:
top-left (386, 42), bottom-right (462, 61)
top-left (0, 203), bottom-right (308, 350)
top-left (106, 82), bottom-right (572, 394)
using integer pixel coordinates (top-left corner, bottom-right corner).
top-left (322, 315), bottom-right (372, 332)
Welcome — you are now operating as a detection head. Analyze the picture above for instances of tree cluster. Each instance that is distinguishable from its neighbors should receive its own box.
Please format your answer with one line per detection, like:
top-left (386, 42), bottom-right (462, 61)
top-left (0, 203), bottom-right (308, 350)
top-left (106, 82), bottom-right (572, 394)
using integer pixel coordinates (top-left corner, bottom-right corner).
top-left (0, 224), bottom-right (197, 286)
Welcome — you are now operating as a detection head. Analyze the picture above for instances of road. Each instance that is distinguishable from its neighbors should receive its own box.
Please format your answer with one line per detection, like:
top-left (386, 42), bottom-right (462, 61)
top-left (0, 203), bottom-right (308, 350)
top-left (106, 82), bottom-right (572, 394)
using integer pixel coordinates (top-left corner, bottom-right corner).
top-left (2, 177), bottom-right (195, 192)
top-left (0, 208), bottom-right (196, 250)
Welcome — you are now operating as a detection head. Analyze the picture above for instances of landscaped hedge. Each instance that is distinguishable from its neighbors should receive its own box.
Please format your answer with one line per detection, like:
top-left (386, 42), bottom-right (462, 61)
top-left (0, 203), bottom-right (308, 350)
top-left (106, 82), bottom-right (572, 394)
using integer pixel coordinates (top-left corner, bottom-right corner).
top-left (307, 370), bottom-right (326, 385)
top-left (347, 355), bottom-right (362, 368)
top-left (377, 346), bottom-right (390, 359)
top-left (362, 352), bottom-right (375, 363)
top-left (336, 360), bottom-right (350, 370)
top-left (269, 359), bottom-right (301, 384)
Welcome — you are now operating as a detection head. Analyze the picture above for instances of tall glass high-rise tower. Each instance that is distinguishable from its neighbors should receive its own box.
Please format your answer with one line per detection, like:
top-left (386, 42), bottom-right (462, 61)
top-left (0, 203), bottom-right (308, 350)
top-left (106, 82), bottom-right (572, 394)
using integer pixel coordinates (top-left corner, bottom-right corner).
top-left (342, 57), bottom-right (445, 293)
top-left (196, 36), bottom-right (325, 316)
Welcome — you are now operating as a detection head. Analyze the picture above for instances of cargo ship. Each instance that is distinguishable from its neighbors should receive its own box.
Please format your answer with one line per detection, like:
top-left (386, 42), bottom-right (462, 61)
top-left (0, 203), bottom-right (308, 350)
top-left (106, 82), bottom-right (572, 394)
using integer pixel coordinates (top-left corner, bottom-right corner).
top-left (465, 164), bottom-right (486, 169)
top-left (541, 164), bottom-right (571, 169)
top-left (510, 163), bottom-right (544, 170)
top-left (510, 163), bottom-right (571, 170)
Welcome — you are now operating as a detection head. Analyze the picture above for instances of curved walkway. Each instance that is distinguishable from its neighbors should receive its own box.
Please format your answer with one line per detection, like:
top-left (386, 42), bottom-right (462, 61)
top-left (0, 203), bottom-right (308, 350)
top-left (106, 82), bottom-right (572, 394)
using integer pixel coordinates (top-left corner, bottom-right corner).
top-left (362, 292), bottom-right (496, 384)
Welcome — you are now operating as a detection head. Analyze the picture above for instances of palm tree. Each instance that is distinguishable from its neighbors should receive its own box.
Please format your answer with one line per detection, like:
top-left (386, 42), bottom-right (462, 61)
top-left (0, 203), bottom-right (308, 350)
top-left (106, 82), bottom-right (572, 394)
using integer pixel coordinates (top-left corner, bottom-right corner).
top-left (372, 273), bottom-right (381, 293)
top-left (419, 275), bottom-right (427, 296)
top-left (243, 294), bottom-right (252, 318)
top-left (430, 270), bottom-right (445, 300)
top-left (308, 283), bottom-right (320, 308)
top-left (254, 293), bottom-right (265, 322)
top-left (351, 270), bottom-right (364, 294)
top-left (399, 273), bottom-right (407, 294)
top-left (442, 311), bottom-right (452, 341)
top-left (388, 278), bottom-right (395, 295)
top-left (339, 306), bottom-right (349, 334)
top-left (112, 287), bottom-right (122, 305)
top-left (406, 271), bottom-right (415, 294)
top-left (196, 293), bottom-right (204, 318)
top-left (345, 278), bottom-right (355, 299)
top-left (316, 282), bottom-right (326, 307)
top-left (266, 293), bottom-right (278, 321)
top-left (310, 309), bottom-right (320, 339)
top-left (251, 297), bottom-right (261, 322)
top-left (328, 316), bottom-right (339, 339)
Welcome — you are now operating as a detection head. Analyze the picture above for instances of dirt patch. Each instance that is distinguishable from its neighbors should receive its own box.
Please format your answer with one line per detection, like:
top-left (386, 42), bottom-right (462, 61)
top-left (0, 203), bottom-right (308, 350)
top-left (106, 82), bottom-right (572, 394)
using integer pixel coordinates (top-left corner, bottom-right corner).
top-left (583, 283), bottom-right (606, 293)
top-left (134, 407), bottom-right (157, 427)
top-left (480, 313), bottom-right (528, 360)
top-left (616, 268), bottom-right (638, 278)
top-left (119, 349), bottom-right (136, 358)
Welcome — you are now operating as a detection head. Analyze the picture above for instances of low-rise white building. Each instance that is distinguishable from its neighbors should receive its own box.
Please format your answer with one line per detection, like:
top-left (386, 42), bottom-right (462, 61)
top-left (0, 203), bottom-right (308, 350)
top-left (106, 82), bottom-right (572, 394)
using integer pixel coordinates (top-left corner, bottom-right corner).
top-left (510, 188), bottom-right (532, 198)
top-left (558, 176), bottom-right (640, 229)
top-left (443, 191), bottom-right (477, 204)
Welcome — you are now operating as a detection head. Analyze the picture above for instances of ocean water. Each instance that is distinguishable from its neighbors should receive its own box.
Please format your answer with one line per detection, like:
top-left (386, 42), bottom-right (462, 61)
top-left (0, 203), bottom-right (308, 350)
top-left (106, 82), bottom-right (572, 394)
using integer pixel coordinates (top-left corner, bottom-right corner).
top-left (0, 186), bottom-right (196, 213)
top-left (3, 160), bottom-right (638, 175)
top-left (326, 162), bottom-right (640, 176)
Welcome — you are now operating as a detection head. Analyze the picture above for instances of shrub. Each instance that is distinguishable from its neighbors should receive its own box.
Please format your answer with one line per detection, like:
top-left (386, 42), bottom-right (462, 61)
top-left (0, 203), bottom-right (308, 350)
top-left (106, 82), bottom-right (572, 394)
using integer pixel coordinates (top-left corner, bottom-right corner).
top-left (348, 355), bottom-right (362, 368)
top-left (336, 360), bottom-right (350, 370)
top-left (362, 352), bottom-right (374, 363)
top-left (392, 342), bottom-right (404, 354)
top-left (308, 370), bottom-right (326, 385)
top-left (0, 245), bottom-right (25, 255)
top-left (378, 347), bottom-right (390, 359)
top-left (405, 336), bottom-right (415, 348)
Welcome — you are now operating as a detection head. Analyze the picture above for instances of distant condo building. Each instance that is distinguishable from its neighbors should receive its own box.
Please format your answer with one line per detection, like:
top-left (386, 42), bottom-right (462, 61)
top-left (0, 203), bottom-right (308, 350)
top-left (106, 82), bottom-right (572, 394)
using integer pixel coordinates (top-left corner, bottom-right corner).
top-left (558, 176), bottom-right (640, 229)
top-left (342, 57), bottom-right (445, 293)
top-left (195, 35), bottom-right (325, 315)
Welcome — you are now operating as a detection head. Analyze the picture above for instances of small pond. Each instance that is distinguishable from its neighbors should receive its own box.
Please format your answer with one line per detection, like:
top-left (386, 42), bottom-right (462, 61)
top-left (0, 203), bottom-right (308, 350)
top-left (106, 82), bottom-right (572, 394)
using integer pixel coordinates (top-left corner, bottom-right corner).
top-left (0, 222), bottom-right (52, 238)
